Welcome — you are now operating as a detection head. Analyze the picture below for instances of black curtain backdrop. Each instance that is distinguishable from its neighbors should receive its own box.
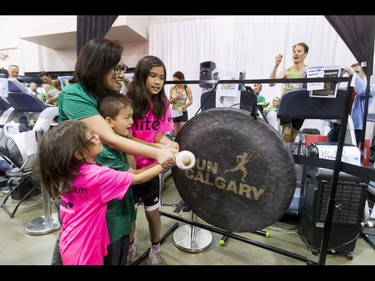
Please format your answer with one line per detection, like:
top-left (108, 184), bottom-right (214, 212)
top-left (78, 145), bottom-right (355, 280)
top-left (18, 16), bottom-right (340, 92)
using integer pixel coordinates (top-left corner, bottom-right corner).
top-left (325, 16), bottom-right (375, 149)
top-left (325, 16), bottom-right (375, 76)
top-left (76, 15), bottom-right (118, 56)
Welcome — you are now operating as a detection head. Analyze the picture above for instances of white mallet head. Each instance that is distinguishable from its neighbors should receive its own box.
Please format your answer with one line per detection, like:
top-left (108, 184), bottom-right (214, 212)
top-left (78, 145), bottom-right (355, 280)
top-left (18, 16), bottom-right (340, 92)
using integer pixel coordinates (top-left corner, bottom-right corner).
top-left (176, 150), bottom-right (196, 170)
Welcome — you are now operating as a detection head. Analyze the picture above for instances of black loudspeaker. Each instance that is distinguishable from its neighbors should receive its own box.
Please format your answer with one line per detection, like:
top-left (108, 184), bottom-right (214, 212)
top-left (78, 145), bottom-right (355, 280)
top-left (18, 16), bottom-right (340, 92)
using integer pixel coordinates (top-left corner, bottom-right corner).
top-left (297, 167), bottom-right (367, 260)
top-left (199, 61), bottom-right (216, 88)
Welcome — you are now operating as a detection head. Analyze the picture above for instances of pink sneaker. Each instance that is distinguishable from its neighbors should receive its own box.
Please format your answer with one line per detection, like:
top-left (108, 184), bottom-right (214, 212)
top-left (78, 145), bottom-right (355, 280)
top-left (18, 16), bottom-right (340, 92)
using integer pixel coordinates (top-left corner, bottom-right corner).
top-left (127, 243), bottom-right (137, 265)
top-left (149, 247), bottom-right (163, 265)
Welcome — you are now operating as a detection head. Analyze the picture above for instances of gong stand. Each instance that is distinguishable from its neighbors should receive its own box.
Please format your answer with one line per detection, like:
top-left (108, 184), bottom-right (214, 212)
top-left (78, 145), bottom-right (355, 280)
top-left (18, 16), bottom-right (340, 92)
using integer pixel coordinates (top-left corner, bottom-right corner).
top-left (160, 210), bottom-right (315, 264)
top-left (173, 211), bottom-right (213, 253)
top-left (161, 75), bottom-right (375, 265)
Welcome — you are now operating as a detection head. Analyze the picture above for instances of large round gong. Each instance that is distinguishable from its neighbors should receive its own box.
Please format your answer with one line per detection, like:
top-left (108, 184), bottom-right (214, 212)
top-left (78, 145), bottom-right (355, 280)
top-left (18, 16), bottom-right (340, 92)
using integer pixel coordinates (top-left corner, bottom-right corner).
top-left (172, 108), bottom-right (296, 233)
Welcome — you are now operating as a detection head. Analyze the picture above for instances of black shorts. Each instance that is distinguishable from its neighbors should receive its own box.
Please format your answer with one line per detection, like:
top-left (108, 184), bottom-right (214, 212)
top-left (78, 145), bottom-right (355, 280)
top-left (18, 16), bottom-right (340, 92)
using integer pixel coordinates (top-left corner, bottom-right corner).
top-left (280, 118), bottom-right (305, 130)
top-left (103, 234), bottom-right (130, 265)
top-left (173, 111), bottom-right (188, 123)
top-left (131, 175), bottom-right (161, 211)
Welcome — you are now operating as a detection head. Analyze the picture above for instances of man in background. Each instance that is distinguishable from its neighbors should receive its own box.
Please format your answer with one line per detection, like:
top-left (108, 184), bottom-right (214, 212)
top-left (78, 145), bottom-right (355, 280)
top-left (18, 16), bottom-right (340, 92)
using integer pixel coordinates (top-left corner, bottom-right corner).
top-left (269, 42), bottom-right (309, 143)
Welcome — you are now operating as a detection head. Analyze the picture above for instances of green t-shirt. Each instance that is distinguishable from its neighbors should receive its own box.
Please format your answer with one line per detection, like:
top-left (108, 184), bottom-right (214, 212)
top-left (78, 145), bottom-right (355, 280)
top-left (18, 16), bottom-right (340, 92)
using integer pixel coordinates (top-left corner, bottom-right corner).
top-left (37, 92), bottom-right (46, 103)
top-left (45, 84), bottom-right (60, 106)
top-left (58, 82), bottom-right (100, 123)
top-left (257, 95), bottom-right (266, 103)
top-left (95, 144), bottom-right (136, 243)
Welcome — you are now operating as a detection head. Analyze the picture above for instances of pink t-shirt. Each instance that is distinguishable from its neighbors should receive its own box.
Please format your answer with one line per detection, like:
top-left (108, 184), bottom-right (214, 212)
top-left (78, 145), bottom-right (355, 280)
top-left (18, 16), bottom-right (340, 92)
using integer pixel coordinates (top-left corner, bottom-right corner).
top-left (59, 163), bottom-right (134, 265)
top-left (131, 101), bottom-right (173, 168)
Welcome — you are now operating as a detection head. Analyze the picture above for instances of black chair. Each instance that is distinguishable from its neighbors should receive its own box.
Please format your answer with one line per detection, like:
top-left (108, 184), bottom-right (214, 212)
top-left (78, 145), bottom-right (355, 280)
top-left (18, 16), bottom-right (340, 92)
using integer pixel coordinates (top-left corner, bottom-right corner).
top-left (0, 130), bottom-right (40, 218)
top-left (6, 92), bottom-right (49, 112)
top-left (278, 88), bottom-right (357, 152)
top-left (296, 128), bottom-right (321, 155)
top-left (277, 88), bottom-right (347, 120)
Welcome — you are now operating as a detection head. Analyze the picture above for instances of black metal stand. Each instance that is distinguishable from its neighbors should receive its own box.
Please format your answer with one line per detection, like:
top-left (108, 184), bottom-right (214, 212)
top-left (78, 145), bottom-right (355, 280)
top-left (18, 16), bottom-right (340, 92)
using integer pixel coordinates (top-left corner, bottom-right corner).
top-left (160, 211), bottom-right (317, 265)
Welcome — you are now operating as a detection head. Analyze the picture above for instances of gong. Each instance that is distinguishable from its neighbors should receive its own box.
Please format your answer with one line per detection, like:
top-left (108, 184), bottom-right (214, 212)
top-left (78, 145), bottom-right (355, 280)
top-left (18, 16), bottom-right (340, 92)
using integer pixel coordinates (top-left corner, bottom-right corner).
top-left (172, 108), bottom-right (296, 233)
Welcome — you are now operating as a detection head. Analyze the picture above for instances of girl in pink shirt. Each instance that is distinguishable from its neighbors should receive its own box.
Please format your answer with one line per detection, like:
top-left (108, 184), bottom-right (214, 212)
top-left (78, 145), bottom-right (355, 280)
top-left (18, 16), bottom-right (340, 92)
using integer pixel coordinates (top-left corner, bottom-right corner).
top-left (35, 120), bottom-right (167, 265)
top-left (126, 55), bottom-right (179, 265)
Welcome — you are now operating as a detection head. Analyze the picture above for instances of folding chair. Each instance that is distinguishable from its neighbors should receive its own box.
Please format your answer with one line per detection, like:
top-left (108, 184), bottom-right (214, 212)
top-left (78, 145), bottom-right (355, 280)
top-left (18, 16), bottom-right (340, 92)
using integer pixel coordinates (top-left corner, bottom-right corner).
top-left (0, 101), bottom-right (58, 218)
top-left (296, 128), bottom-right (321, 155)
top-left (0, 130), bottom-right (40, 218)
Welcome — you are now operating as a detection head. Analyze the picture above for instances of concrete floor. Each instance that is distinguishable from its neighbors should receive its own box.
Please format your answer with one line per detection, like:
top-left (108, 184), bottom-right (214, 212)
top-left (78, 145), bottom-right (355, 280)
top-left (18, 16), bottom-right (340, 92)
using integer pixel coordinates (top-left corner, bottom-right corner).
top-left (0, 175), bottom-right (374, 266)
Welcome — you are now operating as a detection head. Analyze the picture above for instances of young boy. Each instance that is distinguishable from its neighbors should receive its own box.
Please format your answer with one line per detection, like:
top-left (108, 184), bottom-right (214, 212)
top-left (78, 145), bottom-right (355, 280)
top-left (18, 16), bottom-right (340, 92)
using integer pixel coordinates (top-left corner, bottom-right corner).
top-left (97, 93), bottom-right (146, 265)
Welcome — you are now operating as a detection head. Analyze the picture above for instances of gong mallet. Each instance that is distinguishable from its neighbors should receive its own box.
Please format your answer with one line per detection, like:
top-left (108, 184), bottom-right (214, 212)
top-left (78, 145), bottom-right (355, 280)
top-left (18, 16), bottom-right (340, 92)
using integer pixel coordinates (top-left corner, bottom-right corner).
top-left (176, 150), bottom-right (196, 170)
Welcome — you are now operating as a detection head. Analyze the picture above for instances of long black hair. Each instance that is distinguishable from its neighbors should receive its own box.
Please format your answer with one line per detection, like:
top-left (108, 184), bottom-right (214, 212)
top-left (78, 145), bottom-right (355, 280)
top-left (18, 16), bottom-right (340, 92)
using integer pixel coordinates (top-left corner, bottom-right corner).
top-left (127, 55), bottom-right (168, 119)
top-left (71, 38), bottom-right (124, 98)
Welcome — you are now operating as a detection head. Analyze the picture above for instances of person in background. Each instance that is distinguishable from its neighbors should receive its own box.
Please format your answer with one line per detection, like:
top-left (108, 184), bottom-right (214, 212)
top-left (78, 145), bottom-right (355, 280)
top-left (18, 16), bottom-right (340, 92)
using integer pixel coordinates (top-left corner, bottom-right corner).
top-left (54, 79), bottom-right (62, 91)
top-left (29, 81), bottom-right (38, 95)
top-left (252, 83), bottom-right (268, 112)
top-left (264, 96), bottom-right (280, 113)
top-left (127, 55), bottom-right (178, 265)
top-left (8, 64), bottom-right (28, 90)
top-left (34, 120), bottom-right (170, 265)
top-left (329, 63), bottom-right (375, 146)
top-left (169, 71), bottom-right (193, 139)
top-left (269, 42), bottom-right (309, 143)
top-left (39, 71), bottom-right (60, 105)
top-left (264, 96), bottom-right (280, 131)
top-left (8, 65), bottom-right (20, 79)
top-left (53, 38), bottom-right (177, 265)
top-left (29, 81), bottom-right (46, 103)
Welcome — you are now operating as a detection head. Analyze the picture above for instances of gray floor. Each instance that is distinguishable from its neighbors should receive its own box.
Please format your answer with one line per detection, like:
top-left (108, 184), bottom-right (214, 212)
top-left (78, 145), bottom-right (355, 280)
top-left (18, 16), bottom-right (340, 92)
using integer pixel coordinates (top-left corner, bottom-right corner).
top-left (0, 175), bottom-right (374, 266)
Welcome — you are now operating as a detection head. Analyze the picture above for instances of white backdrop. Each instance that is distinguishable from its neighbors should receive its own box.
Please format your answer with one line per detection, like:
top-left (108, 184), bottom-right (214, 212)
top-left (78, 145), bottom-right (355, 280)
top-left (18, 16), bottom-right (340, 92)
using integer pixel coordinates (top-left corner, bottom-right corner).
top-left (149, 16), bottom-right (374, 137)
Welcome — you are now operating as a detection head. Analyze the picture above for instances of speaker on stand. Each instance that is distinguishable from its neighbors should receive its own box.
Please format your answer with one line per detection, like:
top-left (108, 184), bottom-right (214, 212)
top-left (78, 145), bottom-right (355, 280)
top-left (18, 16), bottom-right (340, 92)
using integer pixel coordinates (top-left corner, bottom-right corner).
top-left (199, 61), bottom-right (216, 90)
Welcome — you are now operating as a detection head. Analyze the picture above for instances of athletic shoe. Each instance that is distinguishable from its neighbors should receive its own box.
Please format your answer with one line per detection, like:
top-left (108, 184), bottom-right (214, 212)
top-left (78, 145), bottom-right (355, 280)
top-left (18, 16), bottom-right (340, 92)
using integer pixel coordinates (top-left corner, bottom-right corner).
top-left (149, 247), bottom-right (163, 265)
top-left (127, 243), bottom-right (137, 265)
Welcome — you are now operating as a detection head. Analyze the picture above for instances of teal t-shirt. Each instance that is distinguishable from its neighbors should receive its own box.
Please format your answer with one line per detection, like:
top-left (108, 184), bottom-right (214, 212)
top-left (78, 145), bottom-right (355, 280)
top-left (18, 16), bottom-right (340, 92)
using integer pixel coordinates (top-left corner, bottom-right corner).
top-left (58, 82), bottom-right (100, 124)
top-left (95, 144), bottom-right (136, 243)
top-left (257, 95), bottom-right (266, 103)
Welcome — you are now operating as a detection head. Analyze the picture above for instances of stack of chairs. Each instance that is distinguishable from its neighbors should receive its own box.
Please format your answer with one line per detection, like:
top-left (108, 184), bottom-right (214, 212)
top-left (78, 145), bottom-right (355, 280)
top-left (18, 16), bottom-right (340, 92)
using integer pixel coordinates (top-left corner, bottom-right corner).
top-left (0, 93), bottom-right (57, 218)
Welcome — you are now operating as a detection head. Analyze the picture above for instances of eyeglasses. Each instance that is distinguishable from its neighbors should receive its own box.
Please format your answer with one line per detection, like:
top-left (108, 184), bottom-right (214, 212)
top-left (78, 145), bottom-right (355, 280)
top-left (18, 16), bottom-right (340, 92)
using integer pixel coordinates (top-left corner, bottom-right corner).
top-left (113, 65), bottom-right (128, 75)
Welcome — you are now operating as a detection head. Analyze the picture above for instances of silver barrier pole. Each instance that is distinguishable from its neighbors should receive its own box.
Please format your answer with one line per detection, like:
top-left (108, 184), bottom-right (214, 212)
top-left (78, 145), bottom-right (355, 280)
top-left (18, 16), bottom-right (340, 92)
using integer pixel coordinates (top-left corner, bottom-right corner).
top-left (25, 129), bottom-right (60, 235)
